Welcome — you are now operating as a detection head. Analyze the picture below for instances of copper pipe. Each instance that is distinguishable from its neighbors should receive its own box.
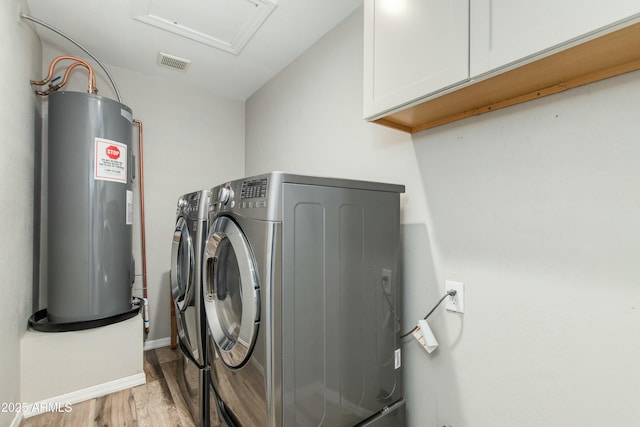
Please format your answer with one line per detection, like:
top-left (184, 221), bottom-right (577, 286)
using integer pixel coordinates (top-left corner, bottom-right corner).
top-left (31, 55), bottom-right (97, 94)
top-left (56, 62), bottom-right (91, 92)
top-left (133, 119), bottom-right (149, 335)
top-left (34, 61), bottom-right (87, 95)
top-left (21, 14), bottom-right (122, 101)
top-left (32, 55), bottom-right (96, 90)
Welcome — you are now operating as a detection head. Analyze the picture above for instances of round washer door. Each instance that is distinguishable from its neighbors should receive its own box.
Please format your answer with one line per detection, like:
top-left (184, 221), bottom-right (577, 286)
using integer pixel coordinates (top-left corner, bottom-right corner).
top-left (203, 215), bottom-right (260, 369)
top-left (170, 217), bottom-right (195, 312)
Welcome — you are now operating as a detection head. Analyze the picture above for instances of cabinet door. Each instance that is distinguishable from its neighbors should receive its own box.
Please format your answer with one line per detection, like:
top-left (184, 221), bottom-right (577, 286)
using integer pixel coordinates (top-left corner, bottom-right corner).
top-left (363, 0), bottom-right (469, 119)
top-left (471, 0), bottom-right (640, 76)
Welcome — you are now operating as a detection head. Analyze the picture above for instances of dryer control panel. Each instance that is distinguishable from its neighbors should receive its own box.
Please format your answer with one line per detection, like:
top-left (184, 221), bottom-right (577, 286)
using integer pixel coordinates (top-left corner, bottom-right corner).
top-left (209, 173), bottom-right (280, 222)
top-left (241, 178), bottom-right (268, 199)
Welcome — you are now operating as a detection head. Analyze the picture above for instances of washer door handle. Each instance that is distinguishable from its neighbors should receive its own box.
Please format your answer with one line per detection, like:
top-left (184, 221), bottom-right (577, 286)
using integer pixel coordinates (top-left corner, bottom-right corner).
top-left (206, 256), bottom-right (218, 300)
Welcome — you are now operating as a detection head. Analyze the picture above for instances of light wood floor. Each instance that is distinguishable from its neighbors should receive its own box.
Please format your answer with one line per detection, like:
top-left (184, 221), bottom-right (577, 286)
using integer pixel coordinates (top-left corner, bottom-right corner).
top-left (20, 346), bottom-right (217, 427)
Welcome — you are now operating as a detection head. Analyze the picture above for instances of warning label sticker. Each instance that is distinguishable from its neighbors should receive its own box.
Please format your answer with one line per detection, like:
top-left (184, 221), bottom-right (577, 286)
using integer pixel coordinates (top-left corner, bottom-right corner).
top-left (95, 138), bottom-right (127, 183)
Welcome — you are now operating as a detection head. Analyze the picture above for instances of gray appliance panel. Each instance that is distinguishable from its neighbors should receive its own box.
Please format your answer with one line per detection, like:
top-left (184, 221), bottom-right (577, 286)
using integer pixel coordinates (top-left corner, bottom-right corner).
top-left (176, 341), bottom-right (213, 426)
top-left (280, 183), bottom-right (403, 426)
top-left (209, 172), bottom-right (405, 223)
top-left (206, 217), bottom-right (277, 425)
top-left (172, 215), bottom-right (195, 313)
top-left (172, 190), bottom-right (209, 367)
top-left (172, 190), bottom-right (211, 426)
top-left (206, 174), bottom-right (404, 427)
top-left (358, 398), bottom-right (406, 426)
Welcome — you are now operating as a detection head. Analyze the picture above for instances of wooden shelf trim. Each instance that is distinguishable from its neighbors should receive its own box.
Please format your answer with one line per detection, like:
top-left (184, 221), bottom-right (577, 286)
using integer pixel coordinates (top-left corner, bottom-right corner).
top-left (375, 21), bottom-right (640, 133)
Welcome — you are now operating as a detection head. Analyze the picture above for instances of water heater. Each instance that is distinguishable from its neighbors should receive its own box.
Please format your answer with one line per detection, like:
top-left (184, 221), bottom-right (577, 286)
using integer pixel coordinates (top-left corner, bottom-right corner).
top-left (46, 91), bottom-right (134, 323)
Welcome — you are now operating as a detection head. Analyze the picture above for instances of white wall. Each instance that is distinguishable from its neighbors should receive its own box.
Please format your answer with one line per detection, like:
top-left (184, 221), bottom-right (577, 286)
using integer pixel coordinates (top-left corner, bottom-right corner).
top-left (21, 314), bottom-right (143, 405)
top-left (0, 1), bottom-right (42, 426)
top-left (410, 77), bottom-right (640, 426)
top-left (246, 7), bottom-right (640, 427)
top-left (39, 46), bottom-right (246, 343)
top-left (245, 13), bottom-right (424, 222)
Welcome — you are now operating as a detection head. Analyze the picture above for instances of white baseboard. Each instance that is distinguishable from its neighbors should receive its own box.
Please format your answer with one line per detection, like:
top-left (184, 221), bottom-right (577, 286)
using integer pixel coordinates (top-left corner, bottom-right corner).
top-left (22, 372), bottom-right (146, 418)
top-left (10, 413), bottom-right (23, 427)
top-left (143, 336), bottom-right (171, 351)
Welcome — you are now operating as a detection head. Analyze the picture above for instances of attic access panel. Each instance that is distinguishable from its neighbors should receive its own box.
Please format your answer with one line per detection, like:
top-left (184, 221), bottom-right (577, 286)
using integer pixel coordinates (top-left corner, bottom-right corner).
top-left (133, 0), bottom-right (277, 55)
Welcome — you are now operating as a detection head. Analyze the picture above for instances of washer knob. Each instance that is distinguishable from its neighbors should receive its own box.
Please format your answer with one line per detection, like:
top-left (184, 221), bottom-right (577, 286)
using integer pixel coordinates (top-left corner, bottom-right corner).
top-left (218, 185), bottom-right (233, 205)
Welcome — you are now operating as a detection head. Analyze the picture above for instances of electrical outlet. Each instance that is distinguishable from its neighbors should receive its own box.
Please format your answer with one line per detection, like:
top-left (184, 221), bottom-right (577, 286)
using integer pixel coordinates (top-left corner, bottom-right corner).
top-left (445, 280), bottom-right (464, 313)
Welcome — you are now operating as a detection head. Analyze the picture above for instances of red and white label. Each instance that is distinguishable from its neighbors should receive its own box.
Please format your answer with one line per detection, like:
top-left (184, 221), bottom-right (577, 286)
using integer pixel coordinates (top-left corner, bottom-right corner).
top-left (95, 138), bottom-right (127, 183)
top-left (106, 145), bottom-right (121, 160)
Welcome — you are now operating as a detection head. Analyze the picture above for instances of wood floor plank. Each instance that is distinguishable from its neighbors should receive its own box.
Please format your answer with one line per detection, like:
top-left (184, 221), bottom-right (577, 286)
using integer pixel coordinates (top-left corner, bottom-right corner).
top-left (20, 412), bottom-right (53, 427)
top-left (155, 346), bottom-right (180, 364)
top-left (43, 410), bottom-right (65, 427)
top-left (143, 348), bottom-right (164, 382)
top-left (21, 402), bottom-right (74, 427)
top-left (64, 399), bottom-right (94, 427)
top-left (131, 378), bottom-right (182, 427)
top-left (94, 388), bottom-right (137, 427)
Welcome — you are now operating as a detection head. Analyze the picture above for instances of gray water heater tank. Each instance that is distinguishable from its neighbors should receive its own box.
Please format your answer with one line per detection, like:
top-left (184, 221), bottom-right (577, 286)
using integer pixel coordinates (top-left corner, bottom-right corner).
top-left (47, 91), bottom-right (134, 323)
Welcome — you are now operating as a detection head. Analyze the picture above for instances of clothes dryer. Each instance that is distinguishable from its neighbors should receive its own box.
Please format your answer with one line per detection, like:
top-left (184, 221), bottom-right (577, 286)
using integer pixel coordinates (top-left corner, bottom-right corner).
top-left (171, 189), bottom-right (214, 427)
top-left (203, 172), bottom-right (406, 426)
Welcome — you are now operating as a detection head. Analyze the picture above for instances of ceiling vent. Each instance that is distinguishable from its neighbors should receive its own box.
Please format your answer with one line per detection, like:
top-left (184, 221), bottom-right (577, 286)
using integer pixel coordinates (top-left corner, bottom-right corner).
top-left (157, 52), bottom-right (191, 72)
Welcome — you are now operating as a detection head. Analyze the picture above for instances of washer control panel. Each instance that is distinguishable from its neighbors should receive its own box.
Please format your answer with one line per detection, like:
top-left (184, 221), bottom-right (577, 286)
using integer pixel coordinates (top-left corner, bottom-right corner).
top-left (239, 177), bottom-right (268, 209)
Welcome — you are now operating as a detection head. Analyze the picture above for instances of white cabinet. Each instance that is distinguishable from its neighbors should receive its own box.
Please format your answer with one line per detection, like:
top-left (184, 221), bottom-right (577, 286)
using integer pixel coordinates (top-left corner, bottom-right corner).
top-left (364, 0), bottom-right (640, 129)
top-left (470, 0), bottom-right (640, 76)
top-left (363, 0), bottom-right (469, 120)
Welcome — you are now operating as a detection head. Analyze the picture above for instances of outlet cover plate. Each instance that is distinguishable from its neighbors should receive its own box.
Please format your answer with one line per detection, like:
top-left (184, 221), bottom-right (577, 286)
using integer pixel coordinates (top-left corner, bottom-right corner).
top-left (445, 280), bottom-right (464, 313)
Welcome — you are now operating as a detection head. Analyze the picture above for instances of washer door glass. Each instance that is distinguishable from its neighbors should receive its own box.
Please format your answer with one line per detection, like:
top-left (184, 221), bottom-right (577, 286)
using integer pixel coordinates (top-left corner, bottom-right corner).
top-left (170, 217), bottom-right (194, 312)
top-left (203, 216), bottom-right (260, 369)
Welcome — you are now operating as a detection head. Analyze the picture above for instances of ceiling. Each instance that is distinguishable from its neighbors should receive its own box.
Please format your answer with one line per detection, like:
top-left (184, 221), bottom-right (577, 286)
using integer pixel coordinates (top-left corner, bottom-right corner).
top-left (24, 0), bottom-right (363, 101)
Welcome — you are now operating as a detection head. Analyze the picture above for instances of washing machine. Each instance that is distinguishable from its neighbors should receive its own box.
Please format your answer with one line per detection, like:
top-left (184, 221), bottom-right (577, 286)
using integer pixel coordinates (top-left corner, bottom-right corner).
top-left (171, 189), bottom-right (215, 427)
top-left (202, 172), bottom-right (406, 426)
